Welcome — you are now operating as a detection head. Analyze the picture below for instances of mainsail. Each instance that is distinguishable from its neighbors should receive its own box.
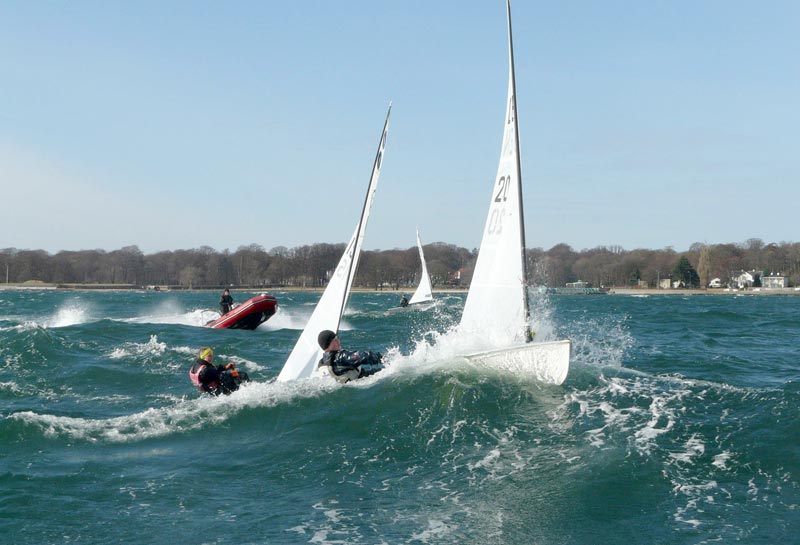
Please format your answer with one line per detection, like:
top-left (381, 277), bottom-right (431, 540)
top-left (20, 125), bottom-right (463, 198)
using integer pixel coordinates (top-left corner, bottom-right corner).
top-left (456, 1), bottom-right (570, 386)
top-left (459, 0), bottom-right (529, 346)
top-left (277, 105), bottom-right (391, 382)
top-left (407, 228), bottom-right (433, 305)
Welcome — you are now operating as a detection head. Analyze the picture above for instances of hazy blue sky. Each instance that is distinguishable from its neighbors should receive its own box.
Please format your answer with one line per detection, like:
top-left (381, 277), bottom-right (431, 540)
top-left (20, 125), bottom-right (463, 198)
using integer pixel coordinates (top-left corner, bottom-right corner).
top-left (2, 1), bottom-right (798, 254)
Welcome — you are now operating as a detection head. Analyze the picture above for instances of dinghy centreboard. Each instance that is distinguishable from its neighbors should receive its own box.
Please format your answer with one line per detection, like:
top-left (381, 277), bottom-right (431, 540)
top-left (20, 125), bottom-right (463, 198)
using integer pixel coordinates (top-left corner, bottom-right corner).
top-left (277, 105), bottom-right (391, 382)
top-left (458, 0), bottom-right (570, 385)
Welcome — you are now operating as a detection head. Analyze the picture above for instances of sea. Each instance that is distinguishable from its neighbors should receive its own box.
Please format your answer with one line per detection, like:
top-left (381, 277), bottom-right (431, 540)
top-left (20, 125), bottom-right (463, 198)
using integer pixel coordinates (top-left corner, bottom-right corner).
top-left (1, 288), bottom-right (798, 544)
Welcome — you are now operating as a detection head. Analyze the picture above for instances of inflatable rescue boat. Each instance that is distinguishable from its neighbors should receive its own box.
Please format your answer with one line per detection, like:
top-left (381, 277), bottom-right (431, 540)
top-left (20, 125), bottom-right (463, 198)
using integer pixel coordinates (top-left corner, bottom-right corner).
top-left (204, 293), bottom-right (277, 330)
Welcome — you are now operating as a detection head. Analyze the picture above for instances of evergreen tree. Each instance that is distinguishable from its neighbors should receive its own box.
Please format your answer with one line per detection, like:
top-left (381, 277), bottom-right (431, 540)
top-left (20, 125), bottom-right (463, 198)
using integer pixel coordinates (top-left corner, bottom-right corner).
top-left (673, 256), bottom-right (700, 288)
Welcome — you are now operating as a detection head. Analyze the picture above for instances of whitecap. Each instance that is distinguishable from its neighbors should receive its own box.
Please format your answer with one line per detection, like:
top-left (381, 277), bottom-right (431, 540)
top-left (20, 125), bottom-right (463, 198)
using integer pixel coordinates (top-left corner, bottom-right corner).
top-left (257, 306), bottom-right (306, 331)
top-left (9, 376), bottom-right (339, 443)
top-left (712, 451), bottom-right (732, 470)
top-left (108, 335), bottom-right (167, 360)
top-left (669, 434), bottom-right (706, 464)
top-left (125, 299), bottom-right (217, 327)
top-left (47, 300), bottom-right (93, 328)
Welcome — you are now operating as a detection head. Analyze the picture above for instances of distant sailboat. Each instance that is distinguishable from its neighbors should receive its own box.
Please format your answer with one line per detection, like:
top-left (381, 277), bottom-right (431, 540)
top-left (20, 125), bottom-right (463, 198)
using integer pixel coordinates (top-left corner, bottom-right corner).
top-left (407, 228), bottom-right (433, 306)
top-left (277, 105), bottom-right (391, 382)
top-left (458, 0), bottom-right (570, 385)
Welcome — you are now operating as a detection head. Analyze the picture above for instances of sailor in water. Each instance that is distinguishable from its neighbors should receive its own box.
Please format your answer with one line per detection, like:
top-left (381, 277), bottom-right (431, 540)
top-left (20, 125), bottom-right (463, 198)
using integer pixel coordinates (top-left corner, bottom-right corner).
top-left (316, 330), bottom-right (384, 383)
top-left (189, 347), bottom-right (249, 396)
top-left (219, 288), bottom-right (234, 314)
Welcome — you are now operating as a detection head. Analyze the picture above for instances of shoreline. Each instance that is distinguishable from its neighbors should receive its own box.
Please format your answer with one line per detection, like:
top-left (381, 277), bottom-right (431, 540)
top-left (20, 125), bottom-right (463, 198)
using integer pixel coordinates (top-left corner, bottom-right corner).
top-left (606, 287), bottom-right (800, 296)
top-left (2, 282), bottom-right (799, 296)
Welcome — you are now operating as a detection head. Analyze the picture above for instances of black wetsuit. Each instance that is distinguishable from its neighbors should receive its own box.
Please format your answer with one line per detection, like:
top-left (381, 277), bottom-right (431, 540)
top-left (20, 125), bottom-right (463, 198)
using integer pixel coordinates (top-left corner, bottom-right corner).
top-left (400, 296), bottom-right (409, 307)
top-left (319, 349), bottom-right (384, 383)
top-left (190, 359), bottom-right (249, 396)
top-left (220, 293), bottom-right (234, 314)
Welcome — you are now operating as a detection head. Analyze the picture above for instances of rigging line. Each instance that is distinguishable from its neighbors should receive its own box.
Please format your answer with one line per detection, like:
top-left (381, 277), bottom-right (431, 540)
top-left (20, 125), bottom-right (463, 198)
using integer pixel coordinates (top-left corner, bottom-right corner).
top-left (505, 1), bottom-right (533, 342)
top-left (335, 103), bottom-right (392, 331)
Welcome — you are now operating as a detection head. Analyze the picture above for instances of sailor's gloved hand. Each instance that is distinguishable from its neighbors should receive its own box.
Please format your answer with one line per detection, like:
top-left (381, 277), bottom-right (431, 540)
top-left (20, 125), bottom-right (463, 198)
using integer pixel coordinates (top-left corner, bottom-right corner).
top-left (224, 362), bottom-right (235, 370)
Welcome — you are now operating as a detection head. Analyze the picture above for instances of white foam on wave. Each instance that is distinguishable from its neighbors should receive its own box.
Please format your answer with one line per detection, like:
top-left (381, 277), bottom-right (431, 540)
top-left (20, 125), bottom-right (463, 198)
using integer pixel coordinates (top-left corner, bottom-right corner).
top-left (10, 376), bottom-right (339, 443)
top-left (109, 334), bottom-right (168, 360)
top-left (124, 299), bottom-right (217, 327)
top-left (568, 316), bottom-right (632, 371)
top-left (9, 321), bottom-right (41, 332)
top-left (5, 300), bottom-right (94, 329)
top-left (555, 371), bottom-right (771, 532)
top-left (287, 499), bottom-right (418, 545)
top-left (105, 335), bottom-right (266, 373)
top-left (712, 450), bottom-right (732, 470)
top-left (257, 306), bottom-right (305, 331)
top-left (46, 300), bottom-right (93, 328)
top-left (561, 374), bottom-right (690, 455)
top-left (672, 480), bottom-right (719, 529)
top-left (669, 433), bottom-right (706, 464)
top-left (0, 381), bottom-right (23, 394)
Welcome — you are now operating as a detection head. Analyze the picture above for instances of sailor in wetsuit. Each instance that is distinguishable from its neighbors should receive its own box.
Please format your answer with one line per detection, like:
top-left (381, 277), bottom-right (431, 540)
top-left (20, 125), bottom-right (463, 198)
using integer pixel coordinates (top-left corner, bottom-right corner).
top-left (399, 294), bottom-right (409, 307)
top-left (188, 347), bottom-right (249, 396)
top-left (219, 288), bottom-right (234, 314)
top-left (316, 330), bottom-right (384, 383)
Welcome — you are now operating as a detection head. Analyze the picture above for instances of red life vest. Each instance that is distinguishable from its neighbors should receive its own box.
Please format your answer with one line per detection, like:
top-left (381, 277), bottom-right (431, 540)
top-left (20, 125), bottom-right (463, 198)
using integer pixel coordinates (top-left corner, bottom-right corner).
top-left (189, 360), bottom-right (219, 392)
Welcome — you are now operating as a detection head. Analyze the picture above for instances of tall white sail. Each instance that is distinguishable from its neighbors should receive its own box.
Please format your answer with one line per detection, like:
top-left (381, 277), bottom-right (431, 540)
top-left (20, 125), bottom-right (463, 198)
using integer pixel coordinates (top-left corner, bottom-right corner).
top-left (408, 228), bottom-right (433, 305)
top-left (277, 105), bottom-right (391, 382)
top-left (459, 0), bottom-right (529, 346)
top-left (458, 1), bottom-right (570, 385)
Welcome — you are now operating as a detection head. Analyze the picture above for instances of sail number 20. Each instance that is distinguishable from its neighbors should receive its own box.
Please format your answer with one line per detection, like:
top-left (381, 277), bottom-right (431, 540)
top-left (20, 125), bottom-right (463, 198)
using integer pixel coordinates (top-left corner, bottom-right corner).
top-left (494, 175), bottom-right (511, 203)
top-left (488, 175), bottom-right (510, 234)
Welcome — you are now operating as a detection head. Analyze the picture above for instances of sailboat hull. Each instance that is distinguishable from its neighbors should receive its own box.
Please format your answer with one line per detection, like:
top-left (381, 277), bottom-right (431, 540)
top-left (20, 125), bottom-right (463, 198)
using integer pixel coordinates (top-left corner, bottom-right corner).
top-left (464, 339), bottom-right (570, 385)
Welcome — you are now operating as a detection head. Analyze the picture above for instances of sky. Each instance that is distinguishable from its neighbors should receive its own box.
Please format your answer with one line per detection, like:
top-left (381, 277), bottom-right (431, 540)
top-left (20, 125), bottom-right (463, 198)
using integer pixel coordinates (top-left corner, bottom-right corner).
top-left (1, 1), bottom-right (798, 254)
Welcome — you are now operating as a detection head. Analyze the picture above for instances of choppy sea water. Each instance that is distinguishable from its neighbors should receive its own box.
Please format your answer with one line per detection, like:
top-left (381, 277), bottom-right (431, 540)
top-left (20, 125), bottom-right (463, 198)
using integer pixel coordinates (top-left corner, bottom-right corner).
top-left (1, 289), bottom-right (798, 544)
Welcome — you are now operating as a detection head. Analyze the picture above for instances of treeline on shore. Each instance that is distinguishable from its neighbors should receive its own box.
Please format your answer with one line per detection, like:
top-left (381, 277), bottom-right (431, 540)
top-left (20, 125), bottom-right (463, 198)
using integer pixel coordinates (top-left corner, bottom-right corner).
top-left (2, 238), bottom-right (799, 289)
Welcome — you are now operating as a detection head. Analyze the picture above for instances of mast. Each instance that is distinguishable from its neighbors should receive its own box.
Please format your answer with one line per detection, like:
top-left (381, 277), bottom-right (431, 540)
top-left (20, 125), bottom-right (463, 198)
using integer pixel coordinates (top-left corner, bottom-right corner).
top-left (506, 0), bottom-right (532, 342)
top-left (335, 103), bottom-right (392, 330)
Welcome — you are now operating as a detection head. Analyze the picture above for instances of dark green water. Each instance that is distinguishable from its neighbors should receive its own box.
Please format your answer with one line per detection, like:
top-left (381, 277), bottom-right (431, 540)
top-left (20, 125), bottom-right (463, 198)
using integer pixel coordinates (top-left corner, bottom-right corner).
top-left (1, 289), bottom-right (799, 544)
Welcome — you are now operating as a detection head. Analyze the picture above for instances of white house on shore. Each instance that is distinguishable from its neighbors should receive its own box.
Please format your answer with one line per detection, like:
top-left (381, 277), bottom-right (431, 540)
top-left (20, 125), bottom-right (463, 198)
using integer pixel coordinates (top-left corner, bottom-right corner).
top-left (708, 278), bottom-right (723, 288)
top-left (729, 270), bottom-right (790, 289)
top-left (762, 274), bottom-right (788, 288)
top-left (730, 270), bottom-right (755, 289)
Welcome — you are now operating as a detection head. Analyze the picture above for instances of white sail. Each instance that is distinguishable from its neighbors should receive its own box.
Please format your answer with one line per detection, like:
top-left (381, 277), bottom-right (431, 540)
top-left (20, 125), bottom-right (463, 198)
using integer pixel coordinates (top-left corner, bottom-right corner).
top-left (408, 228), bottom-right (433, 305)
top-left (277, 105), bottom-right (391, 382)
top-left (458, 0), bottom-right (570, 384)
top-left (459, 2), bottom-right (527, 346)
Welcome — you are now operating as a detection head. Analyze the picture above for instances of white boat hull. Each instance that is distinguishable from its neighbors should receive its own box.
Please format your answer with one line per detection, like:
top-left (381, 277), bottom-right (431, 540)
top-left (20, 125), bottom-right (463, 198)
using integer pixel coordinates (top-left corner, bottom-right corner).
top-left (464, 339), bottom-right (570, 385)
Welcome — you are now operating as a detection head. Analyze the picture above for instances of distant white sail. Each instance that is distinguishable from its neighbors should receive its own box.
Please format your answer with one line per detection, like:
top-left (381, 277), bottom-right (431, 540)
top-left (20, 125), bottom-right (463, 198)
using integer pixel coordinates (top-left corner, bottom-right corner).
top-left (408, 228), bottom-right (433, 305)
top-left (277, 105), bottom-right (391, 382)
